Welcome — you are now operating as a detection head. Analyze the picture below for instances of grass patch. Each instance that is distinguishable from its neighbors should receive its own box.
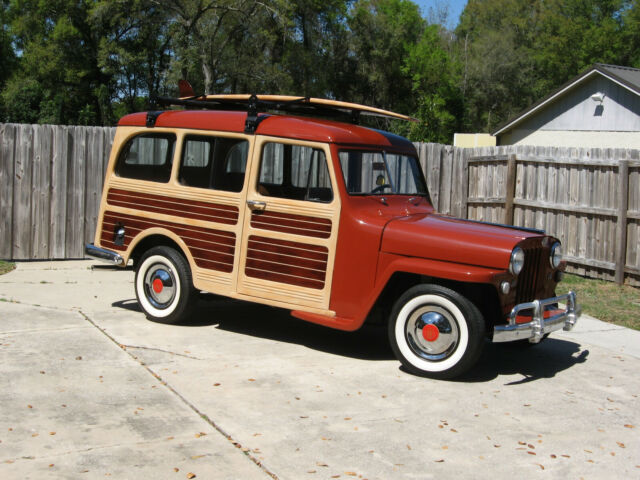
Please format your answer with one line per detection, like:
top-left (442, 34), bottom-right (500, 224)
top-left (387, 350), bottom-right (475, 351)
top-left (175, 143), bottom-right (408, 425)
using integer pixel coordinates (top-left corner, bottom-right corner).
top-left (556, 274), bottom-right (640, 331)
top-left (0, 260), bottom-right (15, 276)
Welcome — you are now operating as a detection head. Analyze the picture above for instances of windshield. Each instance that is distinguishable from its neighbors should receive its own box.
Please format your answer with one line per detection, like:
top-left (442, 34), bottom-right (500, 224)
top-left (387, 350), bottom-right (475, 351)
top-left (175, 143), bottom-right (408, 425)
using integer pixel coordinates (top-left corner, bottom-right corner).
top-left (338, 150), bottom-right (427, 195)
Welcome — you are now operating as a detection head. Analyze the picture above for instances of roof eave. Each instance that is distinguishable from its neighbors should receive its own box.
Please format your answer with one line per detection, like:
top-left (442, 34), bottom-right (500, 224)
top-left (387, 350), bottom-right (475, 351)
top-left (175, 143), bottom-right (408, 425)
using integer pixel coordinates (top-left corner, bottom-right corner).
top-left (492, 64), bottom-right (640, 137)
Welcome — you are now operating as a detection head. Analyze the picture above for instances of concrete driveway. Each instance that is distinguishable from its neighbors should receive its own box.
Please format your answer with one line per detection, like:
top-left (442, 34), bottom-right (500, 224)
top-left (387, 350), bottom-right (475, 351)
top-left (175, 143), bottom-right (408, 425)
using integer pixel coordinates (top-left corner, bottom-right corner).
top-left (0, 261), bottom-right (638, 479)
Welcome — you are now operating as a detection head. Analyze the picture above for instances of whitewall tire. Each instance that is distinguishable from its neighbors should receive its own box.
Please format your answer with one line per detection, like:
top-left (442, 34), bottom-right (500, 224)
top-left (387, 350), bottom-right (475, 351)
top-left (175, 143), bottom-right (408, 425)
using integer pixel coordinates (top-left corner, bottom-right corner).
top-left (135, 246), bottom-right (196, 324)
top-left (388, 284), bottom-right (485, 379)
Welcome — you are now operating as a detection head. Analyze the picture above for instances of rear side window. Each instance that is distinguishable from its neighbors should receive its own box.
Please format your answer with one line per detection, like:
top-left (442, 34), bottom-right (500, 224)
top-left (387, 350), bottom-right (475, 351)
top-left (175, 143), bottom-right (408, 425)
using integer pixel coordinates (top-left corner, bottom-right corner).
top-left (179, 135), bottom-right (248, 192)
top-left (258, 143), bottom-right (333, 202)
top-left (115, 134), bottom-right (176, 183)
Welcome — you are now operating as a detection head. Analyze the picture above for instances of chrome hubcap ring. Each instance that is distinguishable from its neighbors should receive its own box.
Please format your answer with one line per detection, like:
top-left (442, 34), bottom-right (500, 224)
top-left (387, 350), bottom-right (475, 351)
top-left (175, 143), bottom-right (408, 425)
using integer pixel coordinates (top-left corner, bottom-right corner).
top-left (406, 306), bottom-right (459, 361)
top-left (144, 263), bottom-right (177, 309)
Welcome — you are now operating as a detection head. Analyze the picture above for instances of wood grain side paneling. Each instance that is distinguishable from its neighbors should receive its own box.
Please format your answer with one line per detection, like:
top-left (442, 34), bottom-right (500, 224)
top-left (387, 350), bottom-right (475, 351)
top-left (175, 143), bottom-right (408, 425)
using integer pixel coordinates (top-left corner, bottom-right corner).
top-left (250, 210), bottom-right (331, 238)
top-left (107, 188), bottom-right (239, 225)
top-left (101, 211), bottom-right (236, 273)
top-left (245, 235), bottom-right (328, 289)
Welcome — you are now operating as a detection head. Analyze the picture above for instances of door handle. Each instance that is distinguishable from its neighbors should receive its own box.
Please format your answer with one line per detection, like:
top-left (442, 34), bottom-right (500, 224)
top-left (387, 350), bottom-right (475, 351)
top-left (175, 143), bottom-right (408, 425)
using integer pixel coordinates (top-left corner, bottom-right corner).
top-left (247, 200), bottom-right (267, 211)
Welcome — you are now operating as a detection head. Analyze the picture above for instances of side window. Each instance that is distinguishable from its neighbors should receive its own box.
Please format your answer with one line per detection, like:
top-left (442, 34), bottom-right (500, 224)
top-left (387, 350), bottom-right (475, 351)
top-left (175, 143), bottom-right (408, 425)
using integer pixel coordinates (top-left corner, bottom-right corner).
top-left (179, 135), bottom-right (248, 192)
top-left (115, 134), bottom-right (176, 183)
top-left (258, 143), bottom-right (333, 202)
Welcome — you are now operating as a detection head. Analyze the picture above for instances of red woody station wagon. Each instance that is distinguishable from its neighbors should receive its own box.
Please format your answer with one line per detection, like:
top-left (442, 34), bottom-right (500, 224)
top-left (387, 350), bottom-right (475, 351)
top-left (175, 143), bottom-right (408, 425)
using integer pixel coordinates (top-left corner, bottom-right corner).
top-left (86, 89), bottom-right (580, 379)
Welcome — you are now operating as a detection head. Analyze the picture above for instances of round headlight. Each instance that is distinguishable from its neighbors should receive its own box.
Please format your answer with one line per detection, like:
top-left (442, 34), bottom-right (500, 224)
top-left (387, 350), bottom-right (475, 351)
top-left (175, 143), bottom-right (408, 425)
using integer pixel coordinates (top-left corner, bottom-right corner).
top-left (510, 247), bottom-right (525, 275)
top-left (550, 242), bottom-right (562, 268)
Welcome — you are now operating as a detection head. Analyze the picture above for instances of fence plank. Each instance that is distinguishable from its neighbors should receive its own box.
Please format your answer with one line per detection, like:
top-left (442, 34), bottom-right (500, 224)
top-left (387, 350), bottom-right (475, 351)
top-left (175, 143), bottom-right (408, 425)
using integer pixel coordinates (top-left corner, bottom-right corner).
top-left (50, 126), bottom-right (70, 258)
top-left (85, 128), bottom-right (104, 248)
top-left (31, 125), bottom-right (53, 258)
top-left (12, 125), bottom-right (34, 259)
top-left (0, 124), bottom-right (16, 259)
top-left (615, 161), bottom-right (630, 284)
top-left (504, 154), bottom-right (517, 225)
top-left (65, 127), bottom-right (87, 258)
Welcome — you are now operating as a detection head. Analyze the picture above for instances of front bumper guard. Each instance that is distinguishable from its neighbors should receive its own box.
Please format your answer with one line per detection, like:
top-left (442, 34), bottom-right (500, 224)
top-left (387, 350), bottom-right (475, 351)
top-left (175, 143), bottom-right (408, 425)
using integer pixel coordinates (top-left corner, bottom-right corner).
top-left (493, 291), bottom-right (580, 343)
top-left (85, 243), bottom-right (124, 266)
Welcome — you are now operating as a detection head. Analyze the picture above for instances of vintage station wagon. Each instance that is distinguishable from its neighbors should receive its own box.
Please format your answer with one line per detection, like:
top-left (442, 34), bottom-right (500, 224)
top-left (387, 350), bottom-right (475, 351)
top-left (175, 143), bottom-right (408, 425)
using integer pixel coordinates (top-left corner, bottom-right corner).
top-left (86, 92), bottom-right (580, 379)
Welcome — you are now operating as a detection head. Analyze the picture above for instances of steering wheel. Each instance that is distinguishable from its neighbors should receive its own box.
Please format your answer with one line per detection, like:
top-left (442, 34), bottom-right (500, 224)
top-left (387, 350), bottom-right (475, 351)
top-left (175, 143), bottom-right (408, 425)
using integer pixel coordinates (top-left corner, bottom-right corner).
top-left (371, 184), bottom-right (392, 194)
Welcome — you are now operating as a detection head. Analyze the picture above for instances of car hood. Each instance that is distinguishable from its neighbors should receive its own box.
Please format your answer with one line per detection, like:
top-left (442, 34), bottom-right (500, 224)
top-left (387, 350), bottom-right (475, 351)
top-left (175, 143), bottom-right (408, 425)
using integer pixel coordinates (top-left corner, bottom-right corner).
top-left (381, 213), bottom-right (543, 270)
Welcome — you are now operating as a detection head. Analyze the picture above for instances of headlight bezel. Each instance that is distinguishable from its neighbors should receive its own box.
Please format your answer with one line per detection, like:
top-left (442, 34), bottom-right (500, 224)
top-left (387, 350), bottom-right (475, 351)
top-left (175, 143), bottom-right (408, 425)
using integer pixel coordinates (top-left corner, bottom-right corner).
top-left (509, 247), bottom-right (525, 275)
top-left (550, 242), bottom-right (562, 269)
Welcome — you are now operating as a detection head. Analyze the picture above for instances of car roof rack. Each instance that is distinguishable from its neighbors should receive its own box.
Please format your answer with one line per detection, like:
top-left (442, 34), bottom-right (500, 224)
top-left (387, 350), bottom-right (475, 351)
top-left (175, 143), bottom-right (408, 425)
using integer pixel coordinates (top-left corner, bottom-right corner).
top-left (150, 81), bottom-right (416, 134)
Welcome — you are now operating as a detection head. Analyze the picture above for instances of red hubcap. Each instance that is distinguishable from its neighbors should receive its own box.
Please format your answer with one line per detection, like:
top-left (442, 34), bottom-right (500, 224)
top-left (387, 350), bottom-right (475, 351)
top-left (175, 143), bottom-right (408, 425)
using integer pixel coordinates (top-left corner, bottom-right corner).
top-left (152, 278), bottom-right (164, 293)
top-left (422, 324), bottom-right (439, 342)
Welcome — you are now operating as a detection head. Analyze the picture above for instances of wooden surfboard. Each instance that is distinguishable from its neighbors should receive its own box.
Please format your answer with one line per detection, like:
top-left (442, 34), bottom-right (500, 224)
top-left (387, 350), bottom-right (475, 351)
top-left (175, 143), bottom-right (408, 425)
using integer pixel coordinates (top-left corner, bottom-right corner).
top-left (176, 80), bottom-right (415, 122)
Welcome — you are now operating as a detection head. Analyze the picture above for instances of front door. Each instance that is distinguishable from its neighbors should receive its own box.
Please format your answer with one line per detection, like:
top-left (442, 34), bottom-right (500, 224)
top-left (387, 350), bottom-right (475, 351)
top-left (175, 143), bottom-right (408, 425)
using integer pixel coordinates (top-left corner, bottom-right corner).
top-left (237, 136), bottom-right (341, 313)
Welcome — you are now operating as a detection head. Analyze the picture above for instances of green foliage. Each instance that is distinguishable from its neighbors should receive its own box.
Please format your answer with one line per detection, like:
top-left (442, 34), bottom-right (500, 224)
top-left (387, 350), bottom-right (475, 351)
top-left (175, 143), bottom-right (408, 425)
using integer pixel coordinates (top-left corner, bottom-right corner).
top-left (1, 0), bottom-right (638, 143)
top-left (456, 0), bottom-right (637, 133)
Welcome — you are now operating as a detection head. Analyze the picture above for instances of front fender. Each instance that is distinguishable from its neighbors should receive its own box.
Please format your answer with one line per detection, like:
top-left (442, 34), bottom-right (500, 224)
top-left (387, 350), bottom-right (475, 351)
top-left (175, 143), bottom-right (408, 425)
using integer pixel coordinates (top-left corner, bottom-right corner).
top-left (375, 252), bottom-right (504, 290)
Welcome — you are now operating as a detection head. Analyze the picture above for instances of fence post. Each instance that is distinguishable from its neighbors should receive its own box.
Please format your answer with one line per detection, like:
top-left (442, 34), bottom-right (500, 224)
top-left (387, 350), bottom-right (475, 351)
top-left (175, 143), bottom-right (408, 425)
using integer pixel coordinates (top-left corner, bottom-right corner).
top-left (615, 160), bottom-right (629, 285)
top-left (461, 149), bottom-right (469, 219)
top-left (504, 154), bottom-right (517, 225)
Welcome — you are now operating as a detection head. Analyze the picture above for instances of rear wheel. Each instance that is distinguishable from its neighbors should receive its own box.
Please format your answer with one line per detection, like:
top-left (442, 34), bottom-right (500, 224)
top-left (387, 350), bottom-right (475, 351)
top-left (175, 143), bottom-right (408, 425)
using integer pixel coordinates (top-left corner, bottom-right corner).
top-left (388, 284), bottom-right (485, 379)
top-left (135, 246), bottom-right (196, 324)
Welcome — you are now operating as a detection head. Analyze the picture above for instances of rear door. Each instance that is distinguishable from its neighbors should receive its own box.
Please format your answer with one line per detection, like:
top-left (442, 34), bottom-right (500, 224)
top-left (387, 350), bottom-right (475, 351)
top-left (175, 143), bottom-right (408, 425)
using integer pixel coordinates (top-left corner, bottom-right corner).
top-left (236, 136), bottom-right (341, 313)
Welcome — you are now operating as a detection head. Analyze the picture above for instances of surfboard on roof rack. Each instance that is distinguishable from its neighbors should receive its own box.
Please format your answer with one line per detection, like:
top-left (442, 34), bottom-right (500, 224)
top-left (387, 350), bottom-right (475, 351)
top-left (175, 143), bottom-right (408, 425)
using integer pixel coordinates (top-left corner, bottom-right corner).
top-left (151, 80), bottom-right (417, 132)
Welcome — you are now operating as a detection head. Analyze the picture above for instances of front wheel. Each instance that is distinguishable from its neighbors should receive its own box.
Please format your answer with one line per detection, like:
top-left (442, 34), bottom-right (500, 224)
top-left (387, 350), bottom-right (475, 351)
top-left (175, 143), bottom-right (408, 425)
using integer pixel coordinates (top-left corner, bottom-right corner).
top-left (388, 284), bottom-right (485, 379)
top-left (135, 246), bottom-right (196, 324)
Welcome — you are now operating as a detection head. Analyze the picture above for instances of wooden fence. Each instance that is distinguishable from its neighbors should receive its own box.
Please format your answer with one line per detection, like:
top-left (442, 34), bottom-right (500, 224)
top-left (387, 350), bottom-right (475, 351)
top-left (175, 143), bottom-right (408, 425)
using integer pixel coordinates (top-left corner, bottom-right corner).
top-left (415, 143), bottom-right (640, 286)
top-left (0, 124), bottom-right (115, 260)
top-left (1, 123), bottom-right (638, 285)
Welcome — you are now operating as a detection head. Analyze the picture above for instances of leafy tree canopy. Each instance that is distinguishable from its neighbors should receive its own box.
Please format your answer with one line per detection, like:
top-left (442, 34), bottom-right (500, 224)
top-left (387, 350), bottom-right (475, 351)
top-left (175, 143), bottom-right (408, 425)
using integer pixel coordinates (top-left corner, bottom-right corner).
top-left (0, 0), bottom-right (638, 142)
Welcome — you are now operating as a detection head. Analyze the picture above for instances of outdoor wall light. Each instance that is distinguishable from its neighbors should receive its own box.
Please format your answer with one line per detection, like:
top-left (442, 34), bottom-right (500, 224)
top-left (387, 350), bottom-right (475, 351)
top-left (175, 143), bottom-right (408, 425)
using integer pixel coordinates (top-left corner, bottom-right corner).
top-left (590, 92), bottom-right (605, 103)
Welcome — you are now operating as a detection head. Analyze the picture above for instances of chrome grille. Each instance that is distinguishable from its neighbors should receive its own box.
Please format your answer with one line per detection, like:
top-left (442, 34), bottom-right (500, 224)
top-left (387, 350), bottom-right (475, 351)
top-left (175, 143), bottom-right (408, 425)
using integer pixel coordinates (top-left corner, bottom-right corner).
top-left (515, 245), bottom-right (544, 304)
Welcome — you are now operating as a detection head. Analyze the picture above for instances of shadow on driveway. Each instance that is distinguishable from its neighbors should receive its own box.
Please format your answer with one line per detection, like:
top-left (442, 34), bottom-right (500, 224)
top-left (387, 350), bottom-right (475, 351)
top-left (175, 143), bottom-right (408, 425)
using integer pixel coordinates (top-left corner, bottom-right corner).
top-left (459, 339), bottom-right (589, 384)
top-left (111, 295), bottom-right (588, 380)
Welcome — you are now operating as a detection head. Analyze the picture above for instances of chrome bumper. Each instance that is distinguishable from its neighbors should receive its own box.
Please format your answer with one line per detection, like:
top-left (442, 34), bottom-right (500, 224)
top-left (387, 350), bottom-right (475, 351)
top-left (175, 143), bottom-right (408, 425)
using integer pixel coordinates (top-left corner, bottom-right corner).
top-left (85, 243), bottom-right (124, 266)
top-left (493, 291), bottom-right (580, 343)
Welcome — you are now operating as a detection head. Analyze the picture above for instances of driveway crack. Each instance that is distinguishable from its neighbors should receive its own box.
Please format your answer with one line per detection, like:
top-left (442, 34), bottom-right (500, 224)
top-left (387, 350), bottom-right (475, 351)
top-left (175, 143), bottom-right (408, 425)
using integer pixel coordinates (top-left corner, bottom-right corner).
top-left (121, 344), bottom-right (202, 360)
top-left (76, 309), bottom-right (279, 480)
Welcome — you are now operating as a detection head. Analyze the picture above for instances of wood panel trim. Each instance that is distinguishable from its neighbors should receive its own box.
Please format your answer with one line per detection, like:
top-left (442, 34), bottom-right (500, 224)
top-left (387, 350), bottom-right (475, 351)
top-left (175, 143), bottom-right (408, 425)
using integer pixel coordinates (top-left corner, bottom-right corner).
top-left (101, 210), bottom-right (236, 273)
top-left (107, 188), bottom-right (239, 225)
top-left (250, 210), bottom-right (332, 239)
top-left (244, 234), bottom-right (328, 289)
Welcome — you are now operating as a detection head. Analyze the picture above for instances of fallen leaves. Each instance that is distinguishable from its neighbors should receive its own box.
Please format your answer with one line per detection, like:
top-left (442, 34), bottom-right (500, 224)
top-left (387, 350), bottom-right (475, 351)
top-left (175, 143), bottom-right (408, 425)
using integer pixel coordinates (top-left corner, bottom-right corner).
top-left (624, 424), bottom-right (634, 429)
top-left (186, 473), bottom-right (196, 479)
